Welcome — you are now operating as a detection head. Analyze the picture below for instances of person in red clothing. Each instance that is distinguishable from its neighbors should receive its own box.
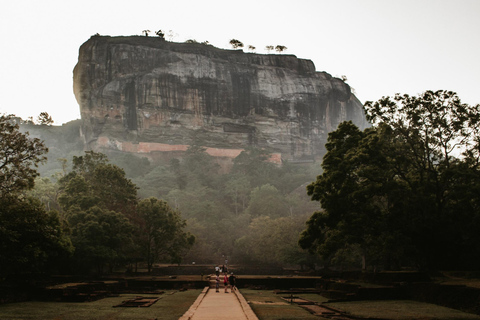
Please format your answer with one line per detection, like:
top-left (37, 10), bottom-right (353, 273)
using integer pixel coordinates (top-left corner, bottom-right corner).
top-left (223, 272), bottom-right (229, 293)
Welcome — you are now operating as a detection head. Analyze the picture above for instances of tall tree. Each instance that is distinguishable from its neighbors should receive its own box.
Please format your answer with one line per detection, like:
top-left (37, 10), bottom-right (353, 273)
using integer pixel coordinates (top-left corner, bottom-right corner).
top-left (135, 197), bottom-right (195, 272)
top-left (225, 173), bottom-right (251, 214)
top-left (0, 114), bottom-right (73, 277)
top-left (364, 91), bottom-right (480, 268)
top-left (28, 176), bottom-right (62, 212)
top-left (364, 90), bottom-right (480, 167)
top-left (300, 122), bottom-right (378, 269)
top-left (57, 152), bottom-right (138, 273)
top-left (0, 114), bottom-right (48, 197)
top-left (183, 143), bottom-right (220, 189)
top-left (67, 206), bottom-right (134, 274)
top-left (301, 91), bottom-right (480, 271)
top-left (300, 121), bottom-right (416, 270)
top-left (0, 195), bottom-right (73, 277)
top-left (58, 151), bottom-right (138, 215)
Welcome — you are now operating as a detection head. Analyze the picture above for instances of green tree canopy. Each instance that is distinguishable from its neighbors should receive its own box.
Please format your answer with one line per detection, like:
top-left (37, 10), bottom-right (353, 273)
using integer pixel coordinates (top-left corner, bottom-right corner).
top-left (56, 152), bottom-right (139, 273)
top-left (225, 173), bottom-right (251, 214)
top-left (0, 114), bottom-right (48, 197)
top-left (363, 90), bottom-right (480, 269)
top-left (183, 143), bottom-right (220, 189)
top-left (232, 147), bottom-right (277, 188)
top-left (0, 196), bottom-right (73, 277)
top-left (300, 122), bottom-right (390, 269)
top-left (28, 176), bottom-right (62, 213)
top-left (301, 91), bottom-right (480, 271)
top-left (364, 90), bottom-right (480, 166)
top-left (67, 206), bottom-right (134, 274)
top-left (58, 151), bottom-right (138, 215)
top-left (235, 215), bottom-right (318, 268)
top-left (0, 114), bottom-right (73, 277)
top-left (135, 197), bottom-right (195, 271)
top-left (246, 184), bottom-right (288, 218)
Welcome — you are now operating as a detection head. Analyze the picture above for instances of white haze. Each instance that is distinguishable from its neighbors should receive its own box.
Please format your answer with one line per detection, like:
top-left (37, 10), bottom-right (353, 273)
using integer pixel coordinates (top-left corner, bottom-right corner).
top-left (0, 0), bottom-right (479, 124)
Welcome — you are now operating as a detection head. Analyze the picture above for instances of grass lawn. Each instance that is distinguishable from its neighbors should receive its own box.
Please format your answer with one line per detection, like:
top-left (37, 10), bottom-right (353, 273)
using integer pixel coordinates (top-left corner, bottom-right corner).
top-left (327, 300), bottom-right (480, 320)
top-left (433, 273), bottom-right (480, 289)
top-left (241, 289), bottom-right (320, 320)
top-left (242, 289), bottom-right (480, 320)
top-left (0, 289), bottom-right (201, 320)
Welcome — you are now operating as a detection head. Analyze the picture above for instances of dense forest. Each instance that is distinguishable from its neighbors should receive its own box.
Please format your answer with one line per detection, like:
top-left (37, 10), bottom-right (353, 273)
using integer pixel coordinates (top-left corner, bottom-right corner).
top-left (300, 90), bottom-right (480, 271)
top-left (2, 90), bottom-right (480, 277)
top-left (1, 115), bottom-right (321, 276)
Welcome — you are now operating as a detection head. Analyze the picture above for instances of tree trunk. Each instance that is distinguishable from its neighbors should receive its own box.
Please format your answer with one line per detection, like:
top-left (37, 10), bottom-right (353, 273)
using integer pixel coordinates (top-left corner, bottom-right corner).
top-left (362, 247), bottom-right (367, 271)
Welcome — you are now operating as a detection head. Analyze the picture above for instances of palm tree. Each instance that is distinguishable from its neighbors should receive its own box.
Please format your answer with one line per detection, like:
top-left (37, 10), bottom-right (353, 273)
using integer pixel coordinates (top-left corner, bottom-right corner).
top-left (142, 30), bottom-right (151, 37)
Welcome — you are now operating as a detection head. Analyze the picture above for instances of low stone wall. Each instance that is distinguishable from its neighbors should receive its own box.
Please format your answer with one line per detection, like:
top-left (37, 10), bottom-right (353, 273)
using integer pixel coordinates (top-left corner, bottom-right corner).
top-left (96, 136), bottom-right (282, 165)
top-left (151, 265), bottom-right (213, 276)
top-left (237, 277), bottom-right (321, 290)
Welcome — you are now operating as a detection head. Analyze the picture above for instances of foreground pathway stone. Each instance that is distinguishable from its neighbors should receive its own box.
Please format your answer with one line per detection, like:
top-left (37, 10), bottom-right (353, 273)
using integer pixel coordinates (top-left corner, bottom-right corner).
top-left (179, 286), bottom-right (258, 320)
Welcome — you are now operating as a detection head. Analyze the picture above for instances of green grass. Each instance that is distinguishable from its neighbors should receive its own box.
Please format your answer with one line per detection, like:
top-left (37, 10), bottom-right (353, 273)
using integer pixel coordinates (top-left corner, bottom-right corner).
top-left (241, 289), bottom-right (319, 320)
top-left (326, 300), bottom-right (480, 320)
top-left (3, 288), bottom-right (480, 320)
top-left (242, 289), bottom-right (480, 320)
top-left (0, 290), bottom-right (201, 320)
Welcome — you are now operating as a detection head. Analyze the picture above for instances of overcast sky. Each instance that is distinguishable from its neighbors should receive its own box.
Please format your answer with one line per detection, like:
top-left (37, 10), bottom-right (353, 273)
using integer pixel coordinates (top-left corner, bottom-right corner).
top-left (1, 0), bottom-right (479, 124)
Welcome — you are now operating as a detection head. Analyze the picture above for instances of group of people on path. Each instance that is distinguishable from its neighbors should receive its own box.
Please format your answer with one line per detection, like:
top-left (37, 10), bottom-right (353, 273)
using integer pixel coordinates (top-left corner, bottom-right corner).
top-left (214, 265), bottom-right (236, 293)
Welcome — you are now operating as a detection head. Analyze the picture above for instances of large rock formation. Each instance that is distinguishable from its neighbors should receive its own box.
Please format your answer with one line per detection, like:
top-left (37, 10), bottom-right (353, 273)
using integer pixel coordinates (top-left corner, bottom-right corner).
top-left (73, 36), bottom-right (368, 163)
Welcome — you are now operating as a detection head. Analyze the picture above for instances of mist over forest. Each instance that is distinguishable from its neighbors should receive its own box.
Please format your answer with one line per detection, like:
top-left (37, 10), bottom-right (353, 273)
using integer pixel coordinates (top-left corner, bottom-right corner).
top-left (2, 84), bottom-right (480, 282)
top-left (16, 118), bottom-right (323, 273)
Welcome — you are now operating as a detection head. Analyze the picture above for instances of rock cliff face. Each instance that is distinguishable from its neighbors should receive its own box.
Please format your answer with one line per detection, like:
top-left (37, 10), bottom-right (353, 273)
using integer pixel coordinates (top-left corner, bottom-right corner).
top-left (73, 36), bottom-right (368, 162)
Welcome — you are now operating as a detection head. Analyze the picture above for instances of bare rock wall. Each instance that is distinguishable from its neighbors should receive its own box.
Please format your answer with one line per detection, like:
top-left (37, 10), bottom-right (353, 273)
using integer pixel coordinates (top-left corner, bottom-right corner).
top-left (73, 36), bottom-right (368, 160)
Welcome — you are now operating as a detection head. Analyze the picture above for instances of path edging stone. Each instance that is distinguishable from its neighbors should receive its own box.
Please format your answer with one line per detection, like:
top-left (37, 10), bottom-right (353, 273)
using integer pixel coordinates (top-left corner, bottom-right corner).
top-left (178, 286), bottom-right (210, 320)
top-left (234, 289), bottom-right (259, 320)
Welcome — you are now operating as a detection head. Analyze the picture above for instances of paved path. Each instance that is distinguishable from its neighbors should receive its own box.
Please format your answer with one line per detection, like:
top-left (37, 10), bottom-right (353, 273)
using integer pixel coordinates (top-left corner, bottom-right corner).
top-left (179, 285), bottom-right (258, 320)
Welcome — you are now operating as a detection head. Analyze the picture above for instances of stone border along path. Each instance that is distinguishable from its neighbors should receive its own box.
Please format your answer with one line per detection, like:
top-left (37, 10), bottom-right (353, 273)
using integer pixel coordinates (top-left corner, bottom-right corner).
top-left (179, 286), bottom-right (258, 320)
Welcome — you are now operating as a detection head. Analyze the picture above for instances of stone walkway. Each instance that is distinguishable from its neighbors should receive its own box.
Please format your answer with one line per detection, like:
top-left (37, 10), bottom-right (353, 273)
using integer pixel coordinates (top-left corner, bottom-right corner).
top-left (179, 284), bottom-right (258, 320)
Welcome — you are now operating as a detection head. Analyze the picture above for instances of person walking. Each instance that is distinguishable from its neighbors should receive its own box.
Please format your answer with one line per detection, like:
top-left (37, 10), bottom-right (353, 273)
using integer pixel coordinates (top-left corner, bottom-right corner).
top-left (223, 272), bottom-right (229, 293)
top-left (215, 274), bottom-right (220, 292)
top-left (229, 272), bottom-right (236, 291)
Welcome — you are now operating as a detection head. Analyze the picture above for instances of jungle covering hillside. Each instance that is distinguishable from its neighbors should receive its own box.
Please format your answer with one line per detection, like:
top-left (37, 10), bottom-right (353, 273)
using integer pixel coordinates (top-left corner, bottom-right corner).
top-left (15, 118), bottom-right (322, 274)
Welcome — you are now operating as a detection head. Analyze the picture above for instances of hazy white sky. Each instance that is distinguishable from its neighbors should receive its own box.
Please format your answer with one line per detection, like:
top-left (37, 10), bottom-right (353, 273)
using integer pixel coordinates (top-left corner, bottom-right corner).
top-left (1, 0), bottom-right (479, 124)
